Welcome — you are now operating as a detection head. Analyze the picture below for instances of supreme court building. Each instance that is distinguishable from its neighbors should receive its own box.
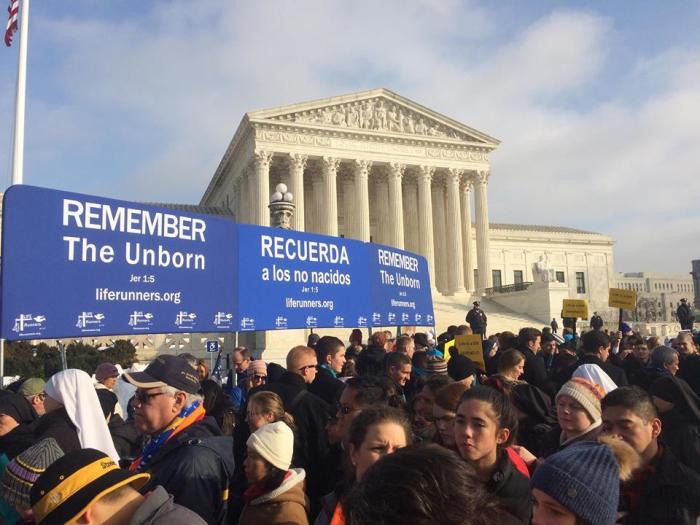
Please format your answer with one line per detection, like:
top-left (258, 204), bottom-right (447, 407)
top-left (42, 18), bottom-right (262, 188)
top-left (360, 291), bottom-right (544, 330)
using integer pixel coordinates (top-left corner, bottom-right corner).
top-left (200, 89), bottom-right (616, 343)
top-left (201, 88), bottom-right (500, 297)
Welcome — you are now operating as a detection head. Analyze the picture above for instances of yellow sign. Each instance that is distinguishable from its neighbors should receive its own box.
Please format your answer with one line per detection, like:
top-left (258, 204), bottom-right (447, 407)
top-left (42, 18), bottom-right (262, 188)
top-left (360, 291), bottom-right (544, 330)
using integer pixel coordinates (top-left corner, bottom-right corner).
top-left (454, 334), bottom-right (486, 371)
top-left (444, 339), bottom-right (455, 362)
top-left (562, 299), bottom-right (589, 319)
top-left (609, 288), bottom-right (637, 310)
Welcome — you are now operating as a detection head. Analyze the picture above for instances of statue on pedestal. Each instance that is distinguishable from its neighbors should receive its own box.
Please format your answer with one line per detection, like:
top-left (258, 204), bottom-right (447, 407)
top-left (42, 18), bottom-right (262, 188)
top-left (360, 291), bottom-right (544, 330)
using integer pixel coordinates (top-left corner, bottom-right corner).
top-left (532, 255), bottom-right (555, 283)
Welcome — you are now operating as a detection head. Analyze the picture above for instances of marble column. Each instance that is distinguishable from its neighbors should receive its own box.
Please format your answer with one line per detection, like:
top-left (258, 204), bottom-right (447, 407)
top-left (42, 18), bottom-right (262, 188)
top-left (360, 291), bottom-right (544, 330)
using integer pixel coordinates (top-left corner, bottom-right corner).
top-left (310, 169), bottom-right (324, 234)
top-left (320, 157), bottom-right (340, 236)
top-left (245, 166), bottom-right (255, 224)
top-left (376, 175), bottom-right (389, 244)
top-left (460, 176), bottom-right (476, 293)
top-left (253, 151), bottom-right (273, 226)
top-left (403, 177), bottom-right (419, 253)
top-left (417, 166), bottom-right (436, 286)
top-left (341, 175), bottom-right (355, 238)
top-left (387, 162), bottom-right (405, 249)
top-left (432, 178), bottom-right (448, 294)
top-left (287, 153), bottom-right (307, 231)
top-left (353, 159), bottom-right (372, 242)
top-left (446, 168), bottom-right (466, 295)
top-left (474, 170), bottom-right (492, 291)
top-left (235, 177), bottom-right (244, 223)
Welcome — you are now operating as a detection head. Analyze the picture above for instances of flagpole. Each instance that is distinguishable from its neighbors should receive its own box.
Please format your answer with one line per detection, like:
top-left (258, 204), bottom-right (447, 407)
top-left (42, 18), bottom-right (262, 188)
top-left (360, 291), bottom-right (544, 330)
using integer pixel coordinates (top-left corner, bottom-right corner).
top-left (10, 0), bottom-right (28, 185)
top-left (2, 0), bottom-right (29, 385)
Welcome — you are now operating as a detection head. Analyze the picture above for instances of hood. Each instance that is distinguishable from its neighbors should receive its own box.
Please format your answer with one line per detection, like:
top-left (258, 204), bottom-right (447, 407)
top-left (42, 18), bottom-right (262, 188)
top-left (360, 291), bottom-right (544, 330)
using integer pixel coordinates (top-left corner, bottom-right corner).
top-left (251, 468), bottom-right (306, 506)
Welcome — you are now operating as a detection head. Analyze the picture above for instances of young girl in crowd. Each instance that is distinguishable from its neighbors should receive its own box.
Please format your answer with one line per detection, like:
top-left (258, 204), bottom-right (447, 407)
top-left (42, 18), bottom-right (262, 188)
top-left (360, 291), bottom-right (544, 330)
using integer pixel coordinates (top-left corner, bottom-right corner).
top-left (432, 382), bottom-right (468, 452)
top-left (239, 421), bottom-right (308, 524)
top-left (246, 391), bottom-right (296, 433)
top-left (531, 436), bottom-right (639, 525)
top-left (454, 386), bottom-right (532, 524)
top-left (316, 406), bottom-right (411, 525)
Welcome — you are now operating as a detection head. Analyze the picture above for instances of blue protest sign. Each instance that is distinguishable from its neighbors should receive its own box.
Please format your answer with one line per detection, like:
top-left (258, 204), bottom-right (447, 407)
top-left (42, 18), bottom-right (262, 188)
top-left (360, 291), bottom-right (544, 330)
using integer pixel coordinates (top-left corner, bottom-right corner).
top-left (367, 245), bottom-right (434, 327)
top-left (236, 225), bottom-right (371, 331)
top-left (206, 340), bottom-right (219, 353)
top-left (1, 185), bottom-right (238, 340)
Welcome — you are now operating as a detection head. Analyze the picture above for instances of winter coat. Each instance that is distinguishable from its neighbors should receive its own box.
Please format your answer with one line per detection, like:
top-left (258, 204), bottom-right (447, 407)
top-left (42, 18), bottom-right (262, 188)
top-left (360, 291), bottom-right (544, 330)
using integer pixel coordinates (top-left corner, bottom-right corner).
top-left (255, 372), bottom-right (332, 512)
top-left (128, 485), bottom-right (207, 525)
top-left (239, 468), bottom-right (309, 525)
top-left (484, 449), bottom-right (532, 525)
top-left (466, 307), bottom-right (487, 333)
top-left (590, 315), bottom-right (604, 330)
top-left (621, 446), bottom-right (700, 525)
top-left (520, 347), bottom-right (554, 396)
top-left (308, 366), bottom-right (344, 406)
top-left (621, 354), bottom-right (647, 381)
top-left (109, 414), bottom-right (143, 460)
top-left (139, 416), bottom-right (234, 525)
top-left (678, 353), bottom-right (700, 396)
top-left (314, 491), bottom-right (340, 525)
top-left (33, 407), bottom-right (81, 454)
top-left (659, 409), bottom-right (700, 474)
top-left (631, 366), bottom-right (669, 392)
top-left (537, 423), bottom-right (602, 460)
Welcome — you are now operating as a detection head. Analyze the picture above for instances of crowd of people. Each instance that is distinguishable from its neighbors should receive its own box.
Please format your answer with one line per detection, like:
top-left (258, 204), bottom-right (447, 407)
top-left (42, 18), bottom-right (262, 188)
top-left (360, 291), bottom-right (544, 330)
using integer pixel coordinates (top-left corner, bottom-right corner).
top-left (1, 319), bottom-right (700, 524)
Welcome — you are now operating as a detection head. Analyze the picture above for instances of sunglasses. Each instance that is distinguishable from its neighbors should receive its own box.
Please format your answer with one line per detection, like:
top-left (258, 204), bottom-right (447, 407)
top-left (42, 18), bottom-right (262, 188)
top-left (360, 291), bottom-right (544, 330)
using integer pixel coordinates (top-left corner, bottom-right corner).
top-left (251, 375), bottom-right (267, 382)
top-left (298, 364), bottom-right (318, 373)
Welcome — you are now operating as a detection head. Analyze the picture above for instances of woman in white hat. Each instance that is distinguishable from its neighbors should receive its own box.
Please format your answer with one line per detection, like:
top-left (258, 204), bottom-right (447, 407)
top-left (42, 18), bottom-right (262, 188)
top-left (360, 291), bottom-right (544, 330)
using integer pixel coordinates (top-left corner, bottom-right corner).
top-left (239, 421), bottom-right (308, 524)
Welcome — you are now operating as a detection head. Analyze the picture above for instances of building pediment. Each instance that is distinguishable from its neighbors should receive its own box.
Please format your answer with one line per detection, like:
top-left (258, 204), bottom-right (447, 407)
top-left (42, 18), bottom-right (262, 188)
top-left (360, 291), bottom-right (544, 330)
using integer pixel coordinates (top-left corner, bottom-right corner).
top-left (246, 88), bottom-right (500, 148)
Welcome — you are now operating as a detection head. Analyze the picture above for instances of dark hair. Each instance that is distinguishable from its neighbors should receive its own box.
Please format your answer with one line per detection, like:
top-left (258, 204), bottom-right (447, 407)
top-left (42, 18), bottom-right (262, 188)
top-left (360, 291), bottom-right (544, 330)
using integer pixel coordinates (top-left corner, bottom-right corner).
top-left (412, 350), bottom-right (428, 369)
top-left (343, 444), bottom-right (506, 525)
top-left (422, 374), bottom-right (453, 396)
top-left (541, 333), bottom-right (555, 344)
top-left (497, 349), bottom-right (525, 374)
top-left (347, 406), bottom-right (412, 453)
top-left (602, 386), bottom-right (658, 422)
top-left (307, 333), bottom-right (320, 348)
top-left (385, 352), bottom-right (411, 371)
top-left (455, 325), bottom-right (471, 335)
top-left (344, 376), bottom-right (390, 408)
top-left (315, 336), bottom-right (345, 364)
top-left (434, 382), bottom-right (469, 412)
top-left (517, 327), bottom-right (541, 349)
top-left (233, 346), bottom-right (251, 360)
top-left (497, 331), bottom-right (517, 351)
top-left (582, 330), bottom-right (611, 354)
top-left (458, 386), bottom-right (518, 447)
top-left (356, 347), bottom-right (387, 377)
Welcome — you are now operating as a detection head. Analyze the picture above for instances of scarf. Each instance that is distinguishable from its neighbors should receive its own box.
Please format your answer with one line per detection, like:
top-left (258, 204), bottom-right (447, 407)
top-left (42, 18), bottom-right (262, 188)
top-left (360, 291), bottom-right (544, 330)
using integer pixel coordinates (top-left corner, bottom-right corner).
top-left (319, 364), bottom-right (337, 378)
top-left (130, 400), bottom-right (205, 472)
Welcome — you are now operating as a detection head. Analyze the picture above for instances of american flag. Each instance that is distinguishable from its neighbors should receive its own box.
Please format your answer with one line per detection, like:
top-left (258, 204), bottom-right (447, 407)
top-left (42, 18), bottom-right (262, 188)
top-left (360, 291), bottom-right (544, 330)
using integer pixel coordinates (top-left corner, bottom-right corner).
top-left (4, 0), bottom-right (18, 47)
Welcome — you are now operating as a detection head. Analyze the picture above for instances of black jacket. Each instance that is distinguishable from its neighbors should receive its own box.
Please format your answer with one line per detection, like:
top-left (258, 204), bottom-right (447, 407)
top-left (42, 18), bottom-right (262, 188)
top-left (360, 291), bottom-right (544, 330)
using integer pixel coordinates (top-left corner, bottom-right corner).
top-left (622, 446), bottom-right (700, 525)
top-left (33, 408), bottom-right (81, 454)
top-left (659, 409), bottom-right (700, 474)
top-left (254, 372), bottom-right (332, 513)
top-left (485, 449), bottom-right (532, 525)
top-left (678, 354), bottom-right (700, 396)
top-left (631, 367), bottom-right (668, 392)
top-left (520, 347), bottom-right (554, 396)
top-left (108, 414), bottom-right (142, 461)
top-left (554, 354), bottom-right (628, 392)
top-left (621, 354), bottom-right (647, 381)
top-left (139, 416), bottom-right (234, 525)
top-left (466, 307), bottom-right (487, 333)
top-left (308, 366), bottom-right (344, 406)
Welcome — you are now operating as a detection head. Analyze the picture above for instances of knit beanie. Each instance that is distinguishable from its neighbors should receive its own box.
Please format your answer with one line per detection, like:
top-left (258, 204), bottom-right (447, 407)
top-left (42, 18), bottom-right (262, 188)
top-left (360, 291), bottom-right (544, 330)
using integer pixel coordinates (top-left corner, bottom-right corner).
top-left (556, 378), bottom-right (604, 424)
top-left (1, 438), bottom-right (64, 509)
top-left (95, 362), bottom-right (119, 382)
top-left (447, 355), bottom-right (476, 381)
top-left (18, 377), bottom-right (45, 397)
top-left (531, 441), bottom-right (620, 525)
top-left (246, 421), bottom-right (294, 471)
top-left (426, 357), bottom-right (448, 375)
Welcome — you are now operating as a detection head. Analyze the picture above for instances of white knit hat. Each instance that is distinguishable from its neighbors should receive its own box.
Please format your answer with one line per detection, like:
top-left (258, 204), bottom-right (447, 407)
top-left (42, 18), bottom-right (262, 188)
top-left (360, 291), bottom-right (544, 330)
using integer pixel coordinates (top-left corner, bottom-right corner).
top-left (556, 378), bottom-right (604, 424)
top-left (246, 421), bottom-right (294, 471)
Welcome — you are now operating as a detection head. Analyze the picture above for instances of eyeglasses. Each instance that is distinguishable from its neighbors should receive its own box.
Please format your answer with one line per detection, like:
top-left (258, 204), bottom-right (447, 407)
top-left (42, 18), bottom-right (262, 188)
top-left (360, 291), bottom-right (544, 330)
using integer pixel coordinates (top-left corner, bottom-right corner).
top-left (298, 364), bottom-right (318, 373)
top-left (133, 390), bottom-right (165, 405)
top-left (251, 375), bottom-right (267, 382)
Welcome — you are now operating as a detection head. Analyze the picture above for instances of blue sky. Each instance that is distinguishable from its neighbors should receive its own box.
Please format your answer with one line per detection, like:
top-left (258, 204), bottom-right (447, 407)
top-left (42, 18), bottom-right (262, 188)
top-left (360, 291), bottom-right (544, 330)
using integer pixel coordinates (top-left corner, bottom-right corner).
top-left (0, 0), bottom-right (698, 274)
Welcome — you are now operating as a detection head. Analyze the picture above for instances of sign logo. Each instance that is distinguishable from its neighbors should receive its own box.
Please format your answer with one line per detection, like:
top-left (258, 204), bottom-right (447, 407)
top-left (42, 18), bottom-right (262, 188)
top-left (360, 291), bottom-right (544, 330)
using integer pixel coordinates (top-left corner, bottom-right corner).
top-left (306, 316), bottom-right (318, 328)
top-left (240, 317), bottom-right (255, 330)
top-left (426, 314), bottom-right (434, 325)
top-left (334, 316), bottom-right (344, 328)
top-left (213, 312), bottom-right (233, 328)
top-left (128, 311), bottom-right (153, 330)
top-left (76, 312), bottom-right (105, 333)
top-left (372, 312), bottom-right (382, 325)
top-left (414, 313), bottom-right (422, 323)
top-left (275, 316), bottom-right (288, 329)
top-left (174, 311), bottom-right (197, 329)
top-left (357, 316), bottom-right (367, 327)
top-left (401, 312), bottom-right (409, 323)
top-left (12, 313), bottom-right (46, 336)
top-left (388, 312), bottom-right (396, 324)
top-left (206, 340), bottom-right (219, 353)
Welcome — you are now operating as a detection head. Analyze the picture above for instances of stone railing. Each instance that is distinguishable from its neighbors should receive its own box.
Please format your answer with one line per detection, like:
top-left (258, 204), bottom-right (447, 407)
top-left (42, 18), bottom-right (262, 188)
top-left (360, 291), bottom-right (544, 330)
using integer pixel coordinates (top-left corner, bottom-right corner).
top-left (484, 282), bottom-right (533, 296)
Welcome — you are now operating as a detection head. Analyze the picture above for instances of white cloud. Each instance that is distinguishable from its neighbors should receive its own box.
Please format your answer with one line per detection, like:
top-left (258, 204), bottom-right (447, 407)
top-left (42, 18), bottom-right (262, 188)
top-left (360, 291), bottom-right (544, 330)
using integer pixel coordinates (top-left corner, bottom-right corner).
top-left (5, 1), bottom-right (698, 273)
